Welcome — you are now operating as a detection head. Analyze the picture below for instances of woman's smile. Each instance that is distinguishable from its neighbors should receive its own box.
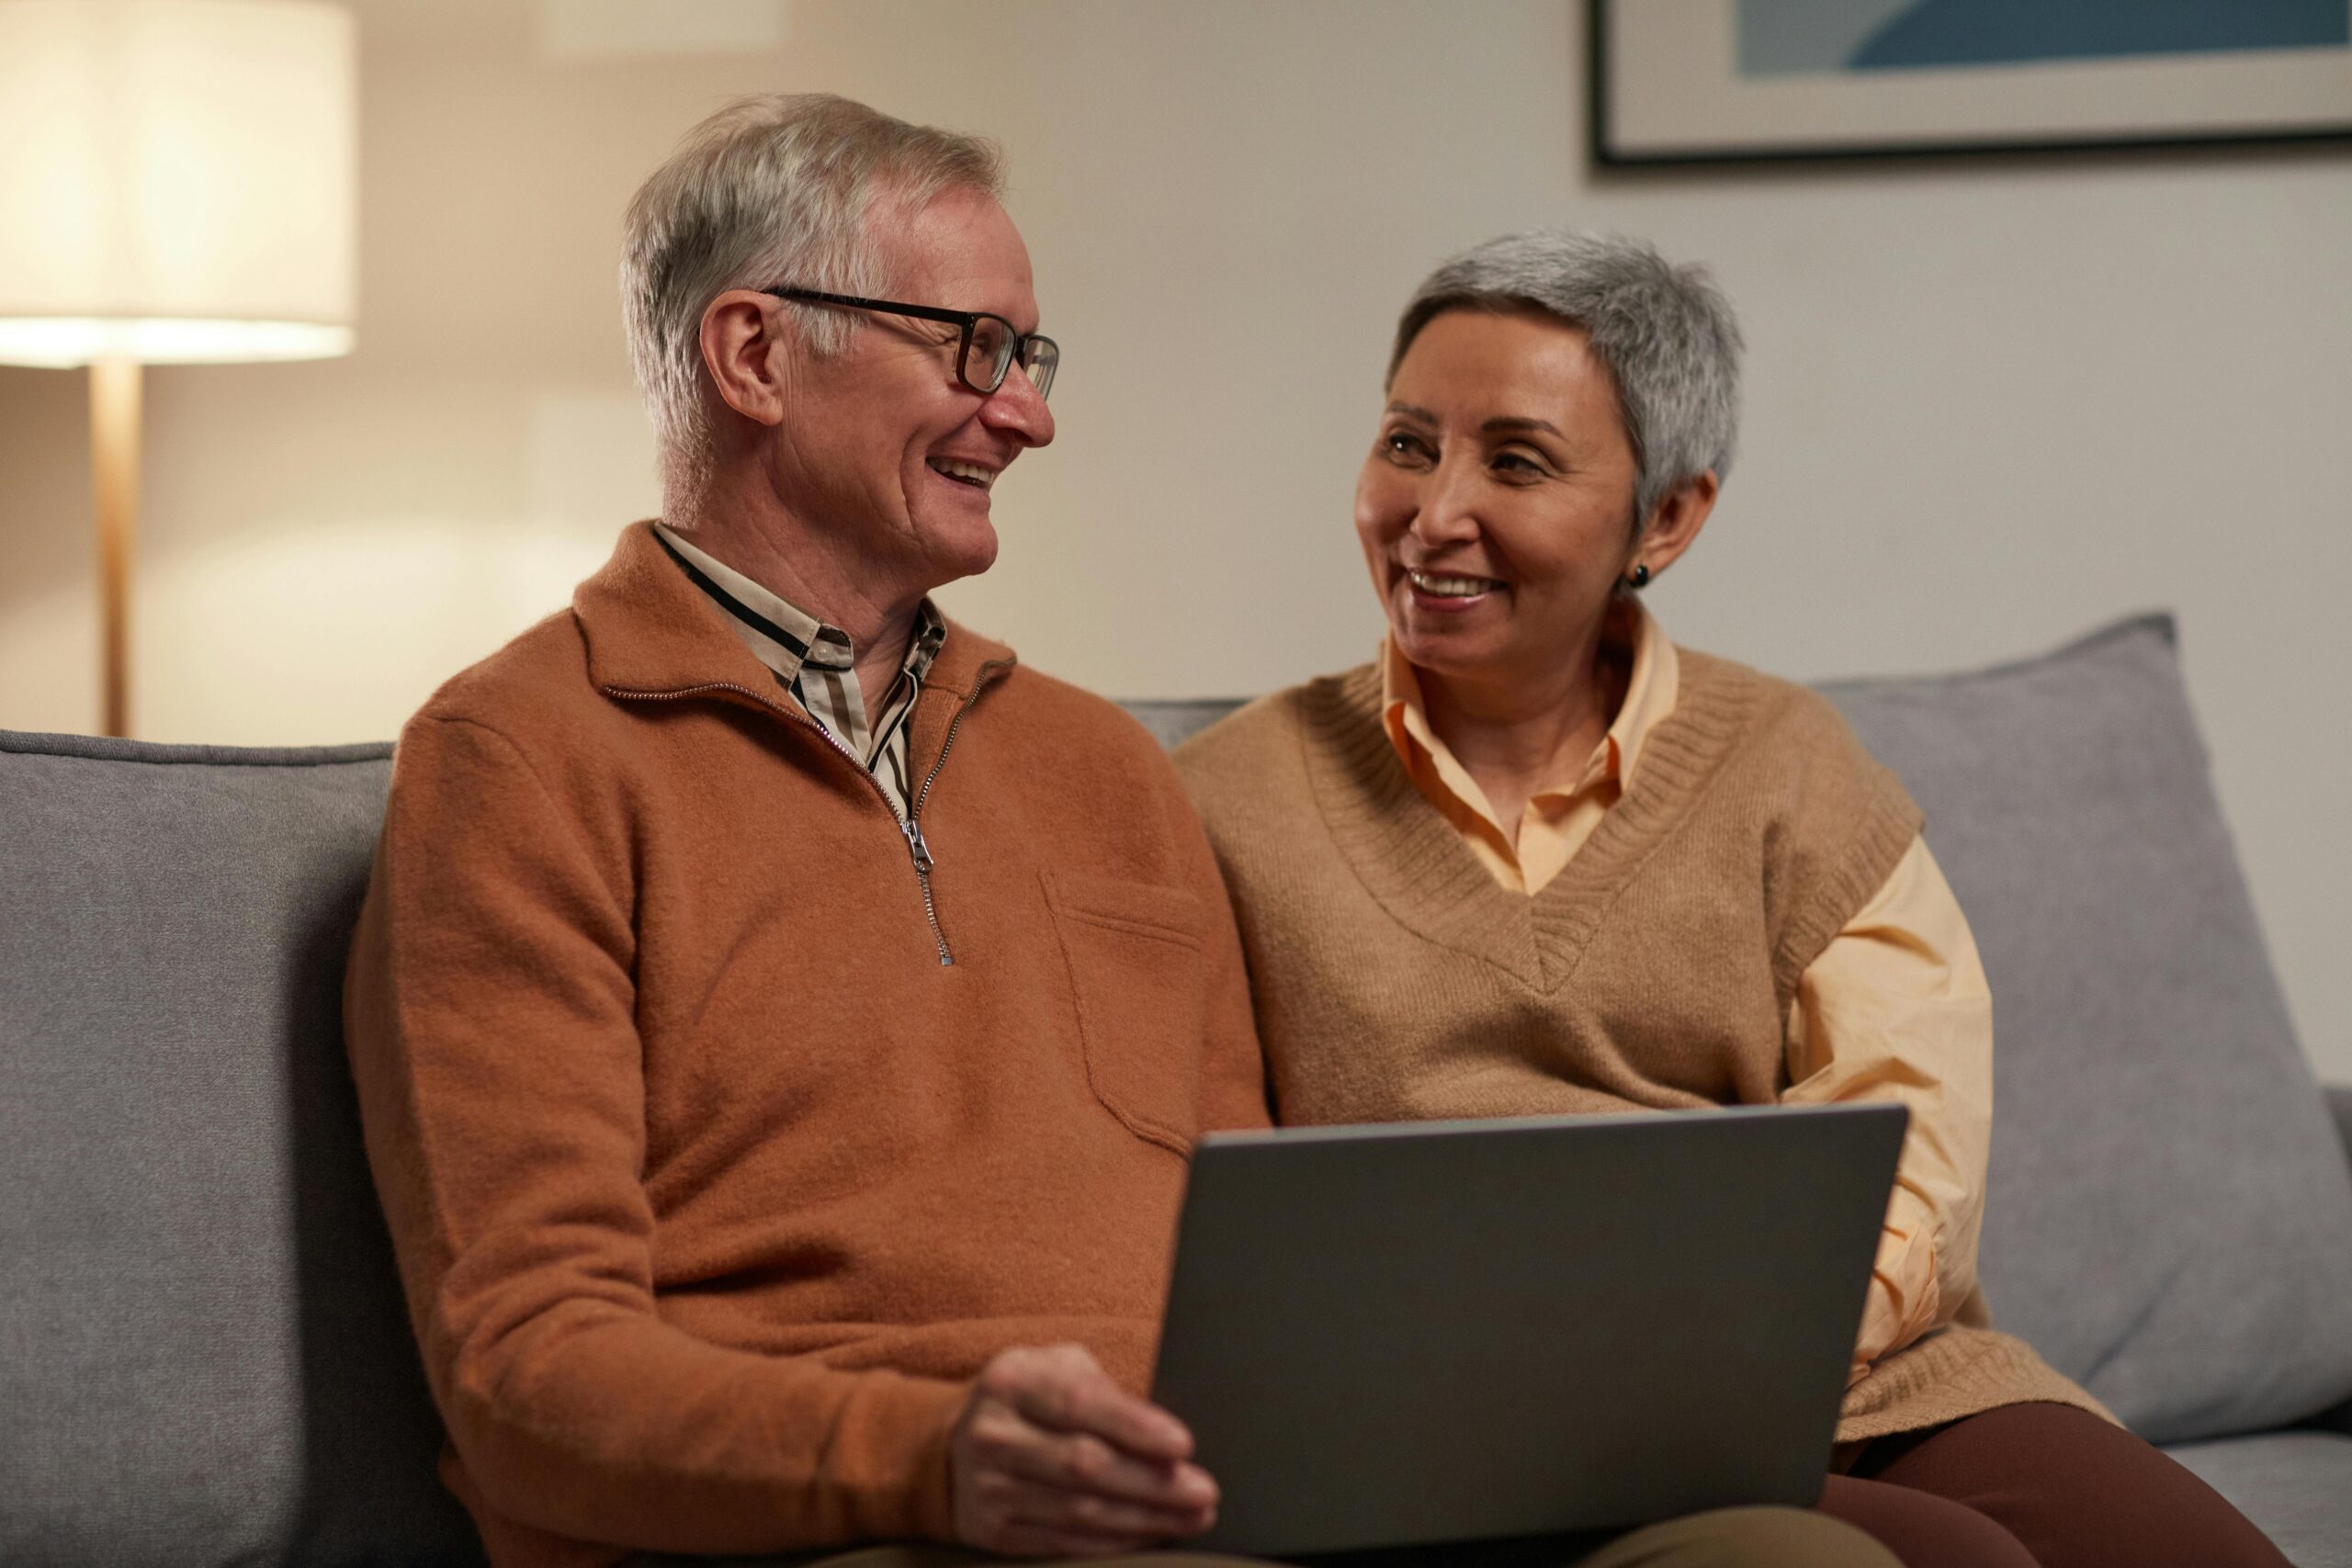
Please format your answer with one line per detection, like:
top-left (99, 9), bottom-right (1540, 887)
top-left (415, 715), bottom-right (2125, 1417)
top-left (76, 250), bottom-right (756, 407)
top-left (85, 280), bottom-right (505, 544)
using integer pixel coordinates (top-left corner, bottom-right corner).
top-left (1404, 567), bottom-right (1505, 611)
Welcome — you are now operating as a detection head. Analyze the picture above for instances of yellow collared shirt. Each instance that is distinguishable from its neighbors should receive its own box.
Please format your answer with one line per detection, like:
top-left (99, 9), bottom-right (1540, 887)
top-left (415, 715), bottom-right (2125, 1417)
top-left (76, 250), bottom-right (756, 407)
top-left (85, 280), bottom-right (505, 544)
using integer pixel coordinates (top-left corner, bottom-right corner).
top-left (1379, 601), bottom-right (1991, 1382)
top-left (1380, 602), bottom-right (1679, 895)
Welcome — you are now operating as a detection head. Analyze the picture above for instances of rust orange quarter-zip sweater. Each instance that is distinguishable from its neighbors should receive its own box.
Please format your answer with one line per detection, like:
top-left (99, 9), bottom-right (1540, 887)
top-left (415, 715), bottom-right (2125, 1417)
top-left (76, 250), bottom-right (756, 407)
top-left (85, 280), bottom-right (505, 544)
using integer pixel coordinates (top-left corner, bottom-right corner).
top-left (344, 523), bottom-right (1271, 1568)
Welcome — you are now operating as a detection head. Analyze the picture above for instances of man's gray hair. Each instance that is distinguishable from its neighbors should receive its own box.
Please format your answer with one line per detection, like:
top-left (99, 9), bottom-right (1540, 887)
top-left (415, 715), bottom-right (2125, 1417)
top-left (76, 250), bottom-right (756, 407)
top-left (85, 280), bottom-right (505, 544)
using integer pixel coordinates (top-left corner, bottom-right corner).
top-left (1390, 231), bottom-right (1744, 526)
top-left (620, 94), bottom-right (1005, 510)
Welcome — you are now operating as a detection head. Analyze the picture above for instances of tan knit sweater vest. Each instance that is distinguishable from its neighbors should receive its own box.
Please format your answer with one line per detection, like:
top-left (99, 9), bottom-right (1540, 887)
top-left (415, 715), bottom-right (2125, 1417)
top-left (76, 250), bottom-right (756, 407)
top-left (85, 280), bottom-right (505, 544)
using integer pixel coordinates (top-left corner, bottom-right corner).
top-left (1175, 649), bottom-right (2106, 1445)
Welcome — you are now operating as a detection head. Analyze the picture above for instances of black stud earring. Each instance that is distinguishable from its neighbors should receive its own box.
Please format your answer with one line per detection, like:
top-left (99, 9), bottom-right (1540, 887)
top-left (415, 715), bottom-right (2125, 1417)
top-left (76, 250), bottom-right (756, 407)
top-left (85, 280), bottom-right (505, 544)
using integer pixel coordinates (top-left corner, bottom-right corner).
top-left (1628, 563), bottom-right (1651, 589)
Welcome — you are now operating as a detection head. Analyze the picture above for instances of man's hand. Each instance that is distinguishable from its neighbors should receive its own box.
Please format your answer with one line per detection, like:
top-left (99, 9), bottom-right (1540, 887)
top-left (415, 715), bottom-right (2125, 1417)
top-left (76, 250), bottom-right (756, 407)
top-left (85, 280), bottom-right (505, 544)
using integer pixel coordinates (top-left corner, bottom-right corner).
top-left (950, 1344), bottom-right (1219, 1558)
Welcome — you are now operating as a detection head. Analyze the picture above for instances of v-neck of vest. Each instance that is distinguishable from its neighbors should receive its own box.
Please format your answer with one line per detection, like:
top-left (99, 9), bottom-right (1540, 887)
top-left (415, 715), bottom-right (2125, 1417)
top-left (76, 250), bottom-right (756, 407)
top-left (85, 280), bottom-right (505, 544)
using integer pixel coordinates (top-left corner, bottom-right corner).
top-left (1295, 653), bottom-right (1766, 994)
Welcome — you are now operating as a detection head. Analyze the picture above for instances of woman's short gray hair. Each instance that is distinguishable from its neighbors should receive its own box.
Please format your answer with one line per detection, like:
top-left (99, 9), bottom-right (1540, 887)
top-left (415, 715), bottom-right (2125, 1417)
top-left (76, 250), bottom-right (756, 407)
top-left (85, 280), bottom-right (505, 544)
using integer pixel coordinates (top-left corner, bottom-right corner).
top-left (620, 94), bottom-right (1004, 509)
top-left (1390, 231), bottom-right (1744, 526)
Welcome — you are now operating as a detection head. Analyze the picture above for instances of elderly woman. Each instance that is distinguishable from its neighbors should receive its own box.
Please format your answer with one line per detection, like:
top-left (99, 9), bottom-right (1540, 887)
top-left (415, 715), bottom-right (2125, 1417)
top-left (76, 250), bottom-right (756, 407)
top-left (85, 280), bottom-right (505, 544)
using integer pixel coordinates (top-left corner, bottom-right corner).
top-left (1172, 232), bottom-right (2288, 1568)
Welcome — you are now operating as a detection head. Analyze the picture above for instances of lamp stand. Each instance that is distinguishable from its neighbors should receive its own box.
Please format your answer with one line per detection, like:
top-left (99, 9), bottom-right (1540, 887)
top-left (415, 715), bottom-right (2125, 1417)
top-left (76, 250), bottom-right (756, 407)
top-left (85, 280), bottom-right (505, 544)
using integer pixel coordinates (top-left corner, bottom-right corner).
top-left (90, 355), bottom-right (141, 739)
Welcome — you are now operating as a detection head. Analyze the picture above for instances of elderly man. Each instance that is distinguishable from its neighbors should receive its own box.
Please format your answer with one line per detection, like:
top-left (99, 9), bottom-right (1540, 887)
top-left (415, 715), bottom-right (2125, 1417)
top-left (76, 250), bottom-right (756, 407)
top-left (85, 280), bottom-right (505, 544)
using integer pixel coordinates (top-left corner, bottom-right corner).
top-left (345, 94), bottom-right (1897, 1568)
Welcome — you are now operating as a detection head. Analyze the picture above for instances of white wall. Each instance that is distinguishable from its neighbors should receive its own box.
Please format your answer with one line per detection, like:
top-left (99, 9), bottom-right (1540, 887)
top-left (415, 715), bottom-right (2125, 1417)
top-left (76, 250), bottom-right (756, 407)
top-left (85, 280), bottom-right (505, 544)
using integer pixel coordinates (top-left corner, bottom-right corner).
top-left (2, 0), bottom-right (2346, 1079)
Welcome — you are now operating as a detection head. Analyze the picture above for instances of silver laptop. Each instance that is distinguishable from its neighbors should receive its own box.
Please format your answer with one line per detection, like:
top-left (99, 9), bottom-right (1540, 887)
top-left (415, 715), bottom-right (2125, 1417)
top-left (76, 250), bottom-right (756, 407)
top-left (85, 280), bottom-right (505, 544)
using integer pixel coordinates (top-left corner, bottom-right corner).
top-left (1148, 1103), bottom-right (1906, 1557)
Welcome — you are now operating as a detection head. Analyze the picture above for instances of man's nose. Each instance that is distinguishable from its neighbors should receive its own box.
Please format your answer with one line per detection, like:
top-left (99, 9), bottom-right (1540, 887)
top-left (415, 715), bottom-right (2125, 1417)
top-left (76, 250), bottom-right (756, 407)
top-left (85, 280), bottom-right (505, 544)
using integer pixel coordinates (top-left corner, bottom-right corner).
top-left (979, 361), bottom-right (1055, 447)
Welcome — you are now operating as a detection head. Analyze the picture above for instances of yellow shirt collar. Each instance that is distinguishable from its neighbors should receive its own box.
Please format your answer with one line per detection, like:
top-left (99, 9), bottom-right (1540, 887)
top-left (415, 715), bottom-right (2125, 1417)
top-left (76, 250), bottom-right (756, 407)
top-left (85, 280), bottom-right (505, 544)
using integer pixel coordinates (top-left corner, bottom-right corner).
top-left (1377, 596), bottom-right (1680, 893)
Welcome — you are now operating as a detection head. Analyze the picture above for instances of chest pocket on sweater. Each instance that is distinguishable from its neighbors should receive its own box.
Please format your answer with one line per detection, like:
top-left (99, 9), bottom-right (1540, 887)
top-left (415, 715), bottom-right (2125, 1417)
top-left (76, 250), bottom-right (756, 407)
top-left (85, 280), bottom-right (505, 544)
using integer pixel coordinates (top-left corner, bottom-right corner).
top-left (1042, 871), bottom-right (1206, 1156)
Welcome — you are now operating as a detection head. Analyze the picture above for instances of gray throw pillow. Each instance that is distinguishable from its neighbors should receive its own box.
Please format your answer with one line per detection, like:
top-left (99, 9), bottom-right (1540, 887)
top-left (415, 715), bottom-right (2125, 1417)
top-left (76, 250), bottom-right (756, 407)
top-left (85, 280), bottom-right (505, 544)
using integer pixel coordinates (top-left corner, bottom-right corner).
top-left (0, 731), bottom-right (482, 1566)
top-left (1822, 615), bottom-right (2352, 1444)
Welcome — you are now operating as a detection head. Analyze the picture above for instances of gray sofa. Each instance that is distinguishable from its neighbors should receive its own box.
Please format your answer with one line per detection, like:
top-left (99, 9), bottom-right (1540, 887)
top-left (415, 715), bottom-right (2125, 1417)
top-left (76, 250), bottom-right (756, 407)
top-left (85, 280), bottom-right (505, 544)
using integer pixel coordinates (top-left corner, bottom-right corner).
top-left (4, 613), bottom-right (2349, 1565)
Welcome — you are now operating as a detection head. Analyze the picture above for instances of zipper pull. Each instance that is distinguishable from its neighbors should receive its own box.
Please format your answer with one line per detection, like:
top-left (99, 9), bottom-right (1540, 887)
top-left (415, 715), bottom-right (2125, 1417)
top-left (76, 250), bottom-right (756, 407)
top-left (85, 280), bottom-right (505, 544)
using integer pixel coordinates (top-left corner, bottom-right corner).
top-left (900, 816), bottom-right (935, 874)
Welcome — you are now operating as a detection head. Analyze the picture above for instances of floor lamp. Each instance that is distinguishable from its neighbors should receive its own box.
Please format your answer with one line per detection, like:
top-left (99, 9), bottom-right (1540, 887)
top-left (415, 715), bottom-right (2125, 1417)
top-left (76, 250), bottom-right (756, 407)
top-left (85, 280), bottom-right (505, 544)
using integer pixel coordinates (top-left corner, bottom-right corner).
top-left (0, 0), bottom-right (356, 738)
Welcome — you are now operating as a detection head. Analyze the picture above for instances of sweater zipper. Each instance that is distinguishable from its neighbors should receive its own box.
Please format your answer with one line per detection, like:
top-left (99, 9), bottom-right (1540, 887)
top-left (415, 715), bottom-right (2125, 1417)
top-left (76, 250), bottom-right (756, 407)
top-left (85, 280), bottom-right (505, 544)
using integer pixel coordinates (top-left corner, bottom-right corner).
top-left (601, 679), bottom-right (960, 965)
top-left (898, 660), bottom-right (1013, 964)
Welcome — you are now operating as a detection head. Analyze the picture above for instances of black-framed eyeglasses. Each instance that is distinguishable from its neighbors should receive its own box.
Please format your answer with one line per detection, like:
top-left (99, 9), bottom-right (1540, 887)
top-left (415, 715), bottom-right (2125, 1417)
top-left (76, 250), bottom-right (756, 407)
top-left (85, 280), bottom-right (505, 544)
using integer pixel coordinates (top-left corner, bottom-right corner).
top-left (763, 287), bottom-right (1059, 400)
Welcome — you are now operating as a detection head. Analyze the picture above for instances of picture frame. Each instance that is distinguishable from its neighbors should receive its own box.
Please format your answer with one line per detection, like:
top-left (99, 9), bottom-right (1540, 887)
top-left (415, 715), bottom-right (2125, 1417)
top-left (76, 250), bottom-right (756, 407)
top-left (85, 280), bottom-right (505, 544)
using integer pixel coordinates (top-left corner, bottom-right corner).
top-left (1590, 0), bottom-right (2352, 165)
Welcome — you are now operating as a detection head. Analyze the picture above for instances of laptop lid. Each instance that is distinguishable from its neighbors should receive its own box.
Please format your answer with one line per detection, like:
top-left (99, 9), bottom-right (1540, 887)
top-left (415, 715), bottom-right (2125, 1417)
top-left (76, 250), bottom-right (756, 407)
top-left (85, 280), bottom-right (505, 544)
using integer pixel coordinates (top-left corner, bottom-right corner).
top-left (1149, 1103), bottom-right (1906, 1557)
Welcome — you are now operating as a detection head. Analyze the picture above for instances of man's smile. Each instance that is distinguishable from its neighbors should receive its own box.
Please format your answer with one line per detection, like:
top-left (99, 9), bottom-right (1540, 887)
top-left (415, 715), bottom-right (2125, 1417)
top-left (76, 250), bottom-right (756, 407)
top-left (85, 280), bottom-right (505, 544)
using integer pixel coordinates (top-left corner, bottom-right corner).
top-left (927, 457), bottom-right (999, 491)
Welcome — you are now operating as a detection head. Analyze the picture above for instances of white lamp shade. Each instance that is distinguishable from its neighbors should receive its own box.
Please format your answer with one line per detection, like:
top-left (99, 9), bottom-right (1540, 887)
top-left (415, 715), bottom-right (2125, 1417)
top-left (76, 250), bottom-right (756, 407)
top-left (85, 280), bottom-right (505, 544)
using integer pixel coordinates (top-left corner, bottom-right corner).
top-left (0, 0), bottom-right (356, 367)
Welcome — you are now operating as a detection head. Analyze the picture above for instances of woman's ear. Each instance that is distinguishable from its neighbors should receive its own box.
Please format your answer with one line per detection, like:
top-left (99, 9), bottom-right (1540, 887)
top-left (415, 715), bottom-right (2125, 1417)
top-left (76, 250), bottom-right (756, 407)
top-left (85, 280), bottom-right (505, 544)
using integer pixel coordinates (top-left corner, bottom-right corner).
top-left (698, 290), bottom-right (792, 428)
top-left (1631, 471), bottom-right (1719, 583)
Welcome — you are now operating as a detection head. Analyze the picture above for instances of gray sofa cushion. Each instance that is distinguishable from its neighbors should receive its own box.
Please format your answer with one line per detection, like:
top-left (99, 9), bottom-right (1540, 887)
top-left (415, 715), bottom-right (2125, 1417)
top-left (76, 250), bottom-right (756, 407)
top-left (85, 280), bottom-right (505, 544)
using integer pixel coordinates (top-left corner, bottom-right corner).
top-left (1126, 700), bottom-right (1250, 752)
top-left (1820, 616), bottom-right (2352, 1445)
top-left (0, 732), bottom-right (481, 1567)
top-left (2165, 1432), bottom-right (2352, 1568)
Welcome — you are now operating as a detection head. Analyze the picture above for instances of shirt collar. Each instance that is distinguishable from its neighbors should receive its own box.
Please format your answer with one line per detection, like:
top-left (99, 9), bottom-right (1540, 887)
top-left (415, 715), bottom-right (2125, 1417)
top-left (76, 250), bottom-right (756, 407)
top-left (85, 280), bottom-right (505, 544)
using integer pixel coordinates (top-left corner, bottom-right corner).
top-left (1611, 596), bottom-right (1679, 788)
top-left (575, 521), bottom-right (1010, 707)
top-left (653, 521), bottom-right (947, 692)
top-left (1378, 593), bottom-right (1679, 800)
top-left (654, 521), bottom-right (850, 682)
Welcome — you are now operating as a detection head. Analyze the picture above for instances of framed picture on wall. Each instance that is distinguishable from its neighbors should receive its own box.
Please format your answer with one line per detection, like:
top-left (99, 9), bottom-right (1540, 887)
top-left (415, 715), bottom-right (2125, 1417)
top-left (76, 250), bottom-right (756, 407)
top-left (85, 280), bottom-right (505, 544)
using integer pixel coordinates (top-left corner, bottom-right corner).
top-left (1591, 0), bottom-right (2352, 164)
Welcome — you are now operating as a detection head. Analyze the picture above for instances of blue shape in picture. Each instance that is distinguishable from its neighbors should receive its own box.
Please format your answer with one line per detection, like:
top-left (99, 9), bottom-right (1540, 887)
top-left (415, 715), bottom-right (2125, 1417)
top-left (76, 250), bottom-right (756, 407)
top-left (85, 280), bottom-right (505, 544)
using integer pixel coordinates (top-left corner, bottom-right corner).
top-left (1738, 0), bottom-right (2350, 77)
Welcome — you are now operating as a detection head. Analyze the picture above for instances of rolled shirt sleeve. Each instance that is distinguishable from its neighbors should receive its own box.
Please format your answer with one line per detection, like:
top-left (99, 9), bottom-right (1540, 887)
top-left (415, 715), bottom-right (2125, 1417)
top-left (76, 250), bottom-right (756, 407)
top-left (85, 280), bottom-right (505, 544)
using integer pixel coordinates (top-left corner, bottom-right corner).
top-left (1781, 835), bottom-right (1994, 1383)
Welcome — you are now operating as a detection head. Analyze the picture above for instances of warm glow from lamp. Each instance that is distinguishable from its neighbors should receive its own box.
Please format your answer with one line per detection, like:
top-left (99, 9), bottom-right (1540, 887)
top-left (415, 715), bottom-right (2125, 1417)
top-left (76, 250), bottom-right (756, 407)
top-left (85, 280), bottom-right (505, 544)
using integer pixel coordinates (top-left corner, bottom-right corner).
top-left (0, 0), bottom-right (356, 735)
top-left (0, 0), bottom-right (356, 366)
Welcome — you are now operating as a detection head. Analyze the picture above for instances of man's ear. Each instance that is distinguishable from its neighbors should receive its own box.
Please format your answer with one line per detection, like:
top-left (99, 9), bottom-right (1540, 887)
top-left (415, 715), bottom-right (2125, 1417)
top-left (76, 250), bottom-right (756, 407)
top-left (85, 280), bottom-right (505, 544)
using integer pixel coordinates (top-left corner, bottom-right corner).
top-left (1631, 470), bottom-right (1719, 582)
top-left (698, 290), bottom-right (792, 428)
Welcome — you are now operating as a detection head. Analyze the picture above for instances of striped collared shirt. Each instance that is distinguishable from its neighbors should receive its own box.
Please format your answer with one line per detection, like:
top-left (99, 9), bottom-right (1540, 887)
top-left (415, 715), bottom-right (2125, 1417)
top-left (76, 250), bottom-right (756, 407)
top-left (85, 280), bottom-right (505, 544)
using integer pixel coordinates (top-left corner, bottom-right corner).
top-left (652, 523), bottom-right (947, 819)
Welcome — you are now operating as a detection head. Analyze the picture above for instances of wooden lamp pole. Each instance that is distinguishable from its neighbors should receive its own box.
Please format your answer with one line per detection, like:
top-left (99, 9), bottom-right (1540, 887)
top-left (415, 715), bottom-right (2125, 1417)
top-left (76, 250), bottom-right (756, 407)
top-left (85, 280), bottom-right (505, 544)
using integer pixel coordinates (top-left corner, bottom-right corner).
top-left (90, 356), bottom-right (141, 739)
